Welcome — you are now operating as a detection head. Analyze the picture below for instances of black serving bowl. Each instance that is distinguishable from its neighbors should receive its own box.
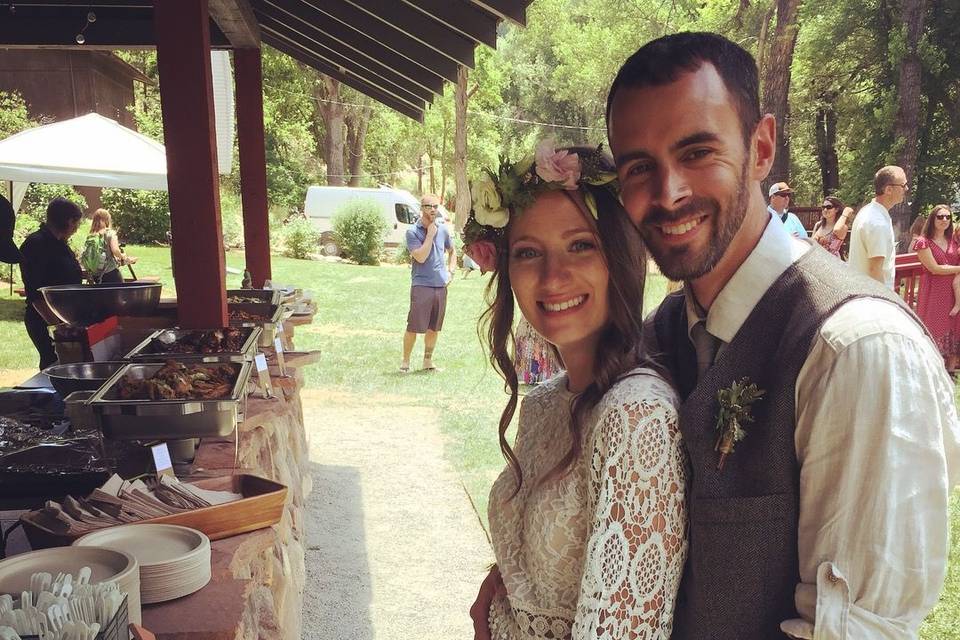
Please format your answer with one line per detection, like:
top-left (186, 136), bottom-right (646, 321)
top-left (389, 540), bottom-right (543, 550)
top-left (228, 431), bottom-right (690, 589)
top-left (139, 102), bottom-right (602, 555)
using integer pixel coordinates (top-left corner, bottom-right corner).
top-left (42, 361), bottom-right (128, 398)
top-left (40, 281), bottom-right (162, 325)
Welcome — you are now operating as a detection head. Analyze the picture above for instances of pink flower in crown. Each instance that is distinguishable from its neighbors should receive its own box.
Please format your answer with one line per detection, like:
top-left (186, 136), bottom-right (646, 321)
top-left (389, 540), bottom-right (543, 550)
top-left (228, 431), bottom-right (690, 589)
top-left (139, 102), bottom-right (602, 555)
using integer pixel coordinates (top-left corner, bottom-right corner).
top-left (465, 241), bottom-right (498, 274)
top-left (534, 139), bottom-right (581, 189)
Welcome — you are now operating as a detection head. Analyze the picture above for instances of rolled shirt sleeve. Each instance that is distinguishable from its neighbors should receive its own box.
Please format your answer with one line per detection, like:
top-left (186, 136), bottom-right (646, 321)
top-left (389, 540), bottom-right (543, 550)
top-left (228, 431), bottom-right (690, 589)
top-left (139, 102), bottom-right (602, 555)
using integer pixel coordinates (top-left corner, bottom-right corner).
top-left (783, 298), bottom-right (960, 639)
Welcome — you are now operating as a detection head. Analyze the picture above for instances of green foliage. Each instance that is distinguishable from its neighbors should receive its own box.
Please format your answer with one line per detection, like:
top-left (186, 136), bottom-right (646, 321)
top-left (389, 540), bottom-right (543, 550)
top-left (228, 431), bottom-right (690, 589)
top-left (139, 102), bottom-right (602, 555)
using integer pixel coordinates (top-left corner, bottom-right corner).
top-left (331, 200), bottom-right (388, 265)
top-left (0, 91), bottom-right (36, 140)
top-left (218, 190), bottom-right (245, 249)
top-left (100, 189), bottom-right (170, 245)
top-left (20, 184), bottom-right (87, 224)
top-left (281, 217), bottom-right (320, 260)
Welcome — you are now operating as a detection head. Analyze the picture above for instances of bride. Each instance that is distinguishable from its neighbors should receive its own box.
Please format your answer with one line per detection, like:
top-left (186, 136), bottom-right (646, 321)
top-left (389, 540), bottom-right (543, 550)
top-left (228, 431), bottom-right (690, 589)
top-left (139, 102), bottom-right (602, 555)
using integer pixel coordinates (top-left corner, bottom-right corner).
top-left (464, 141), bottom-right (688, 639)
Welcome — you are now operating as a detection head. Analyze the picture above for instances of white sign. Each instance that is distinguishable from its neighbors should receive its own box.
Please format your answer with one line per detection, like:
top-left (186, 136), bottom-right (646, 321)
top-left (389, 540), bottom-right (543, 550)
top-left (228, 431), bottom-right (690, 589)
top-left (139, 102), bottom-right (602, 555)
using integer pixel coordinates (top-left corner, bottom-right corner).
top-left (151, 443), bottom-right (175, 478)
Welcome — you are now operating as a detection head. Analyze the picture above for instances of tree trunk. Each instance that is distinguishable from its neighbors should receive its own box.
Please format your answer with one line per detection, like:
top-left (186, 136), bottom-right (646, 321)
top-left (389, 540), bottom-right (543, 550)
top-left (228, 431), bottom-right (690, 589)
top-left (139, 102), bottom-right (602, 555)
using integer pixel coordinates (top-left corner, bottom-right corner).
top-left (814, 91), bottom-right (840, 196)
top-left (760, 0), bottom-right (801, 191)
top-left (440, 115), bottom-right (449, 202)
top-left (428, 147), bottom-right (436, 194)
top-left (454, 65), bottom-right (470, 230)
top-left (316, 75), bottom-right (345, 186)
top-left (890, 0), bottom-right (927, 236)
top-left (345, 103), bottom-right (371, 187)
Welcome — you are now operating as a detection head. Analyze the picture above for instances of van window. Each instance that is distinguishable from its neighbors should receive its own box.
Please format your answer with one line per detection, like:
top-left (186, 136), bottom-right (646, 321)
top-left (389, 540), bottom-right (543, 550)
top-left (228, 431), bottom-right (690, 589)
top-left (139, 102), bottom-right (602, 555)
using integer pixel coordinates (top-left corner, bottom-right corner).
top-left (395, 203), bottom-right (418, 225)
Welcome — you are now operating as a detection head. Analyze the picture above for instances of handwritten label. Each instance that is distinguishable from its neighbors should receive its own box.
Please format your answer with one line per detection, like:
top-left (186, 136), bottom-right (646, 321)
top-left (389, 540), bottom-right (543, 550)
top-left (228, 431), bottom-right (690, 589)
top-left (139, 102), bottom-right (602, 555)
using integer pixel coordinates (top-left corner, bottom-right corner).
top-left (151, 443), bottom-right (175, 479)
top-left (274, 337), bottom-right (287, 377)
top-left (254, 353), bottom-right (268, 372)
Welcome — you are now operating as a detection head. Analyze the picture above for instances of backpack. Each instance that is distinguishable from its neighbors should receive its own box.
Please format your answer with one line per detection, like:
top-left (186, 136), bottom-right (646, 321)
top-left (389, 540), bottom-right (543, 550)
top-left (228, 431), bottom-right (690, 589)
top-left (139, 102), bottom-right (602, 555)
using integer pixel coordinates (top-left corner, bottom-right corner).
top-left (81, 232), bottom-right (109, 279)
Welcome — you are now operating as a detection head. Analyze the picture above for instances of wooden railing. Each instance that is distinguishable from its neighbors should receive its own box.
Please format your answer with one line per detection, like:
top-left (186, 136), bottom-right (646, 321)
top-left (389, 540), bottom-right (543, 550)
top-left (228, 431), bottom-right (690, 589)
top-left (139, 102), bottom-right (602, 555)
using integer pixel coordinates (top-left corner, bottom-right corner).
top-left (895, 252), bottom-right (922, 310)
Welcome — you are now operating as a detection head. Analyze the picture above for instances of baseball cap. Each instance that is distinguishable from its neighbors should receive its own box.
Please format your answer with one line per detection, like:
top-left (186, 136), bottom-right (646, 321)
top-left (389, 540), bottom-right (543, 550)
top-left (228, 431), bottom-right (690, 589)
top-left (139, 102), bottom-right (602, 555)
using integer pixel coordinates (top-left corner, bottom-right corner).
top-left (0, 194), bottom-right (21, 264)
top-left (768, 182), bottom-right (793, 198)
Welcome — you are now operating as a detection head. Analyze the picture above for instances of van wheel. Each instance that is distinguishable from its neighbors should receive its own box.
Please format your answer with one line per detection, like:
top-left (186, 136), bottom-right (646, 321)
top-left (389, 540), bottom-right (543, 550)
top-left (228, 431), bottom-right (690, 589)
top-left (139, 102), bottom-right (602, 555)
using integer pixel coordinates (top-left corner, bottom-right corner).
top-left (320, 233), bottom-right (341, 257)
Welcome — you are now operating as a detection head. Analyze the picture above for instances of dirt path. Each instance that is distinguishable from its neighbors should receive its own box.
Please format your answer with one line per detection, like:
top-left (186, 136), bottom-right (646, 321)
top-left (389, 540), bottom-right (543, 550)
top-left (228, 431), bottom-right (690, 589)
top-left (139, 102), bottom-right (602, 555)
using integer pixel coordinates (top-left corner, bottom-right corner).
top-left (301, 389), bottom-right (494, 639)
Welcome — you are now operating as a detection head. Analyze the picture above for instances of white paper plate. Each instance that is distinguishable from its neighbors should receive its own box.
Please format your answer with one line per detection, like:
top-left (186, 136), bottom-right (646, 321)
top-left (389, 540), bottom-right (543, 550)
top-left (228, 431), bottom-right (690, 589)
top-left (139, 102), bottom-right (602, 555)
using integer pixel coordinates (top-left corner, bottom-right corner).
top-left (74, 524), bottom-right (210, 603)
top-left (0, 546), bottom-right (138, 594)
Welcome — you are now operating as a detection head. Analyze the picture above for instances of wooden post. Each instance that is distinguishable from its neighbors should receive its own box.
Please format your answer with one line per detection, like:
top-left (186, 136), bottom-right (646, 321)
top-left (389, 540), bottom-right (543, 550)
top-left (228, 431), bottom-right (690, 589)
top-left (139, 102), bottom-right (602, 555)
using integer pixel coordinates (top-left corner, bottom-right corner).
top-left (154, 0), bottom-right (228, 328)
top-left (234, 48), bottom-right (272, 287)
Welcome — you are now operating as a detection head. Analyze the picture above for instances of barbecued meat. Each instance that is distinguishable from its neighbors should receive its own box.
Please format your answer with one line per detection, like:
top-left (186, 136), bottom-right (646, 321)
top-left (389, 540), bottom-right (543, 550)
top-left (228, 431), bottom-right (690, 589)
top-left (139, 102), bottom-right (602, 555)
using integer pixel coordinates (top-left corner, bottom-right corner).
top-left (228, 309), bottom-right (267, 323)
top-left (117, 360), bottom-right (236, 400)
top-left (227, 295), bottom-right (265, 304)
top-left (149, 328), bottom-right (248, 354)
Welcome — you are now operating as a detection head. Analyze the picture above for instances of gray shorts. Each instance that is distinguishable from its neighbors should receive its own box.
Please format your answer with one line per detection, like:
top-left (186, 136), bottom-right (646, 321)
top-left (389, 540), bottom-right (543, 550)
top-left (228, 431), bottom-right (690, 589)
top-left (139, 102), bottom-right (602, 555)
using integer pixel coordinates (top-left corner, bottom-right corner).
top-left (406, 285), bottom-right (447, 333)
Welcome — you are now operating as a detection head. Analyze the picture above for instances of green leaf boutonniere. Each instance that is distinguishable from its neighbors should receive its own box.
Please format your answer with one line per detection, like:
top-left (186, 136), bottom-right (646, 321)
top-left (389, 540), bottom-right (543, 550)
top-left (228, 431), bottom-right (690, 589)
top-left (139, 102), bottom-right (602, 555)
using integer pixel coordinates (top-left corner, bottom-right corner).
top-left (714, 377), bottom-right (765, 471)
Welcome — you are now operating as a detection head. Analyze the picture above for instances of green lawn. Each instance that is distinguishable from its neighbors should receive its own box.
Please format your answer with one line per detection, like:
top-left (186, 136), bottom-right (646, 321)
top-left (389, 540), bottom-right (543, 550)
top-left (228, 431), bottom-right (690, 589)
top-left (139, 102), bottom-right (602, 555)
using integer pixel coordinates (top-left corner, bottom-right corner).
top-left (0, 246), bottom-right (957, 636)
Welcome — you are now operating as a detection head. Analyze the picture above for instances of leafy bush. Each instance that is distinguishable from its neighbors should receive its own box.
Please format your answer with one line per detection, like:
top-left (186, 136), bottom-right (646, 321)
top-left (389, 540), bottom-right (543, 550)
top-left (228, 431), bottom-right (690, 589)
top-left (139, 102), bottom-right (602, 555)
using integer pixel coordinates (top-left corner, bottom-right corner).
top-left (332, 199), bottom-right (388, 265)
top-left (218, 190), bottom-right (245, 249)
top-left (281, 217), bottom-right (320, 260)
top-left (100, 189), bottom-right (170, 244)
top-left (21, 184), bottom-right (87, 224)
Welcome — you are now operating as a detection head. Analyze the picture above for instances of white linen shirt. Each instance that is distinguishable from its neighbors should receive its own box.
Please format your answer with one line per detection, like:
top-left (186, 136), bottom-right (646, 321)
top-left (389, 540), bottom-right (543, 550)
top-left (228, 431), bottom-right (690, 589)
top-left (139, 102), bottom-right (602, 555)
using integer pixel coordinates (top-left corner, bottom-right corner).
top-left (677, 219), bottom-right (960, 639)
top-left (848, 199), bottom-right (896, 288)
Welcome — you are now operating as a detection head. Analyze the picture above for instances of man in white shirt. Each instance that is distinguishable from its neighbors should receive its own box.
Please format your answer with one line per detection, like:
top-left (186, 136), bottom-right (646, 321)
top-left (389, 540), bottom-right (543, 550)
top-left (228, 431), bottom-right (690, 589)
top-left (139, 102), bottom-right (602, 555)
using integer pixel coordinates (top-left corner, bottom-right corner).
top-left (607, 32), bottom-right (960, 640)
top-left (767, 181), bottom-right (808, 237)
top-left (848, 165), bottom-right (905, 288)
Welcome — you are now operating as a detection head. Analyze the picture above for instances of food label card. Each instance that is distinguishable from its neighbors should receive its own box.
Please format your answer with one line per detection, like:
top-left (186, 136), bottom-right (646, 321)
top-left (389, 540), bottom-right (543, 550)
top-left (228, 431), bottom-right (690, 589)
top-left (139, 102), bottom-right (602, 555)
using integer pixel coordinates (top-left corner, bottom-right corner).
top-left (151, 443), bottom-right (176, 479)
top-left (254, 352), bottom-right (274, 398)
top-left (274, 337), bottom-right (287, 376)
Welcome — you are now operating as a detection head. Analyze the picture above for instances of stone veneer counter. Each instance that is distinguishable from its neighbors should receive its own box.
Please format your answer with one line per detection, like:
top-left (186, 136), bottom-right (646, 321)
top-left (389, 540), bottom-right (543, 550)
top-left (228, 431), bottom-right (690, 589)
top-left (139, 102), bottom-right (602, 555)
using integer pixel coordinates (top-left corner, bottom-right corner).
top-left (140, 315), bottom-right (318, 640)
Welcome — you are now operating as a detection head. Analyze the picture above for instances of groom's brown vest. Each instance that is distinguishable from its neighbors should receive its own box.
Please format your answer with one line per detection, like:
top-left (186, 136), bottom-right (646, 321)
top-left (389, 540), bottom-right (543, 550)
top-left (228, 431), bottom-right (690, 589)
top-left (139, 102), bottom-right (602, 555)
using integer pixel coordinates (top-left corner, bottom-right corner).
top-left (653, 248), bottom-right (913, 640)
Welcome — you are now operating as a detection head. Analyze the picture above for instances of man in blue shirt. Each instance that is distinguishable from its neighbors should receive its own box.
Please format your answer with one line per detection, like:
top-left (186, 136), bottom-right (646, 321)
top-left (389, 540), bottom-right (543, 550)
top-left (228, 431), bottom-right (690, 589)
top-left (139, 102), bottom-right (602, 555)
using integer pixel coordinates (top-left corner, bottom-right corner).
top-left (401, 193), bottom-right (456, 372)
top-left (767, 182), bottom-right (808, 238)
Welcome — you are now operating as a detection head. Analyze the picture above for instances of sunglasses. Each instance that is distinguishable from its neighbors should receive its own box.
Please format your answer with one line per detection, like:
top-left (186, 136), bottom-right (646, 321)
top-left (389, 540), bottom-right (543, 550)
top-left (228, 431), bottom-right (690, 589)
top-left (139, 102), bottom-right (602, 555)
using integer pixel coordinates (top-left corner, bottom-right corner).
top-left (936, 214), bottom-right (952, 220)
top-left (420, 204), bottom-right (438, 210)
top-left (822, 205), bottom-right (835, 210)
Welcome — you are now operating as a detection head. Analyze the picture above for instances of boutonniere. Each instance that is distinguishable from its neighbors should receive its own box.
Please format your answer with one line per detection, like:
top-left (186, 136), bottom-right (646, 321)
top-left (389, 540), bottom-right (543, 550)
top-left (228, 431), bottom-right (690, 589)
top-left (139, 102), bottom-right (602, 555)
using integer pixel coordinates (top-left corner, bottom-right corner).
top-left (714, 377), bottom-right (765, 471)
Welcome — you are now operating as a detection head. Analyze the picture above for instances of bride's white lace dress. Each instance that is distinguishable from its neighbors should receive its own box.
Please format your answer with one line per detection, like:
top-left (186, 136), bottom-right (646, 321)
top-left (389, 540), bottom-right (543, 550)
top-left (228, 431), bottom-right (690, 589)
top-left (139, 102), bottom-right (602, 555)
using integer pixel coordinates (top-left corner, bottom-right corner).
top-left (487, 367), bottom-right (688, 639)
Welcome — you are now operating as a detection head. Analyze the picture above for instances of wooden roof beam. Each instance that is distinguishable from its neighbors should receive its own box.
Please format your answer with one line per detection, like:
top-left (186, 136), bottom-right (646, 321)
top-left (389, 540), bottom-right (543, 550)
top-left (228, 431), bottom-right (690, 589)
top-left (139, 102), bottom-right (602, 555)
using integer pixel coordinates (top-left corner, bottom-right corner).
top-left (279, 0), bottom-right (460, 84)
top-left (467, 0), bottom-right (527, 26)
top-left (259, 18), bottom-right (433, 105)
top-left (340, 0), bottom-right (475, 68)
top-left (209, 0), bottom-right (261, 48)
top-left (253, 0), bottom-right (444, 96)
top-left (400, 0), bottom-right (497, 47)
top-left (262, 35), bottom-right (424, 122)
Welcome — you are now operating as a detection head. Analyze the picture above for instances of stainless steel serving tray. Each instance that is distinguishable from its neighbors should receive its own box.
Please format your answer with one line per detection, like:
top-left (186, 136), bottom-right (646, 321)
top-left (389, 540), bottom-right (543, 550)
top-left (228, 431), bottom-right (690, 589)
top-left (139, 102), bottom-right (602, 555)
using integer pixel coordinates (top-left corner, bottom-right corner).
top-left (228, 302), bottom-right (283, 348)
top-left (227, 289), bottom-right (282, 305)
top-left (86, 359), bottom-right (252, 440)
top-left (123, 327), bottom-right (262, 362)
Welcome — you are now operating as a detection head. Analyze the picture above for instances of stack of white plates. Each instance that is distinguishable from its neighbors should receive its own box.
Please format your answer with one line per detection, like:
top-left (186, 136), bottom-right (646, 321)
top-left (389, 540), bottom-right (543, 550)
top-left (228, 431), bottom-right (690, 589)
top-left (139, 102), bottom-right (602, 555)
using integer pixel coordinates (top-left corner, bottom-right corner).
top-left (74, 524), bottom-right (211, 605)
top-left (0, 546), bottom-right (141, 624)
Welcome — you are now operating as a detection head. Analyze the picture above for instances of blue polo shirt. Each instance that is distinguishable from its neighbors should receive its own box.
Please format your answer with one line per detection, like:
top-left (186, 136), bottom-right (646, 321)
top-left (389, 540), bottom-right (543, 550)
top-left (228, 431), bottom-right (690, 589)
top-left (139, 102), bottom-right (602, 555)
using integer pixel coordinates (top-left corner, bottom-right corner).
top-left (406, 221), bottom-right (453, 287)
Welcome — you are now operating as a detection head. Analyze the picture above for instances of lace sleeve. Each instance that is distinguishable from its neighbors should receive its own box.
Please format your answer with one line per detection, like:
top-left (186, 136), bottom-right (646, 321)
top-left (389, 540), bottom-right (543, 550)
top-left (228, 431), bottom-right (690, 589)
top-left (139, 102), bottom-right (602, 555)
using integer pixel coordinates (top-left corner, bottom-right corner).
top-left (571, 390), bottom-right (688, 640)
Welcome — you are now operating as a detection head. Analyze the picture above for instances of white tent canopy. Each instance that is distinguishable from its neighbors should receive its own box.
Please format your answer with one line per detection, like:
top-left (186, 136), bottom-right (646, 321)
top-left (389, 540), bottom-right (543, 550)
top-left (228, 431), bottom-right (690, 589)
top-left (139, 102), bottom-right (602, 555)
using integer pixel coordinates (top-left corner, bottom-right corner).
top-left (0, 113), bottom-right (170, 196)
top-left (0, 51), bottom-right (234, 211)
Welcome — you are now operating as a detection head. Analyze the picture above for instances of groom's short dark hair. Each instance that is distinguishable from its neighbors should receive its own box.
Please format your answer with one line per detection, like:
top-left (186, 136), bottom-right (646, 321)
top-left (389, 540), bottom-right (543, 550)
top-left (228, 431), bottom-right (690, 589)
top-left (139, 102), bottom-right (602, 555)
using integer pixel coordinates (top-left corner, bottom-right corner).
top-left (606, 32), bottom-right (761, 145)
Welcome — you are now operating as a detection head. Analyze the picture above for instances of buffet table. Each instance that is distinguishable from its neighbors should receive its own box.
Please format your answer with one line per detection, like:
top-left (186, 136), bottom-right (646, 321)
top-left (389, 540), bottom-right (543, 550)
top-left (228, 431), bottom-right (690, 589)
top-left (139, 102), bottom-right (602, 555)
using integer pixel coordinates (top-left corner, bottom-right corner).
top-left (1, 301), bottom-right (319, 640)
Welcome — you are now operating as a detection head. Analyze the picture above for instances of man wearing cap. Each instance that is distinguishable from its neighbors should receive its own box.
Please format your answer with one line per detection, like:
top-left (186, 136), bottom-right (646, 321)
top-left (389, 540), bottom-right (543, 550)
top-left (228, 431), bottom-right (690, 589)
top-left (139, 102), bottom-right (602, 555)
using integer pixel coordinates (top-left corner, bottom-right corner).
top-left (767, 181), bottom-right (808, 238)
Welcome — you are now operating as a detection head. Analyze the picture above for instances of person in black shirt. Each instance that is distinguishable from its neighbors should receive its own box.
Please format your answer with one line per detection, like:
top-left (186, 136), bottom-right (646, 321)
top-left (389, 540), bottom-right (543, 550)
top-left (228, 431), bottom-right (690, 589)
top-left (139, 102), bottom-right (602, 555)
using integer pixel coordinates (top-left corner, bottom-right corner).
top-left (19, 197), bottom-right (83, 369)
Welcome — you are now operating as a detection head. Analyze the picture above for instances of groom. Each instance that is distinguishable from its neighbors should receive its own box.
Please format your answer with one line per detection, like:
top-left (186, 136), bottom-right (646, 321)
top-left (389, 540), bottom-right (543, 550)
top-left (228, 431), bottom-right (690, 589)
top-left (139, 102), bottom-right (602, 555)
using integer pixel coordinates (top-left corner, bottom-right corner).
top-left (607, 33), bottom-right (960, 639)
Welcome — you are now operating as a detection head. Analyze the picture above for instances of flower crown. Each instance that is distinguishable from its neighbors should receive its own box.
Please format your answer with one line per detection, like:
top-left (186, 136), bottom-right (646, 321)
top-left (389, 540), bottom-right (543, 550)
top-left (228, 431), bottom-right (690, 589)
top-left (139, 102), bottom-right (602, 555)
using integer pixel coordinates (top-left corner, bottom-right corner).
top-left (462, 139), bottom-right (618, 273)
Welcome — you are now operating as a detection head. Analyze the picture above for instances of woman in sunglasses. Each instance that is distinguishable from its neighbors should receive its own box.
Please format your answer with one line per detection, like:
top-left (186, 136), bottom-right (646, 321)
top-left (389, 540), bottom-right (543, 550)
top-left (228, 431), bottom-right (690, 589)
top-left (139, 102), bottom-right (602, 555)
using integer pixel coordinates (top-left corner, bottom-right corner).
top-left (914, 204), bottom-right (960, 370)
top-left (811, 196), bottom-right (852, 258)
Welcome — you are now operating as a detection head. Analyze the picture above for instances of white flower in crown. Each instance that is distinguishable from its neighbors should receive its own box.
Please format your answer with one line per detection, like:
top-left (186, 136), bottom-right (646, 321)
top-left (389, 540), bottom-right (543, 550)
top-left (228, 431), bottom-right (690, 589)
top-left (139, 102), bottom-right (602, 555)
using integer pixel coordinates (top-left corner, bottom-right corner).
top-left (472, 175), bottom-right (509, 228)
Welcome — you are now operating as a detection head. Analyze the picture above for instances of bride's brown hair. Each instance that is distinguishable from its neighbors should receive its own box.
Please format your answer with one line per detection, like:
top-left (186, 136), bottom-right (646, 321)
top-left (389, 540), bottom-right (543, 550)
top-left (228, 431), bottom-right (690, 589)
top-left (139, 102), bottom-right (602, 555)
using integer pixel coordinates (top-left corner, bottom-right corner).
top-left (479, 148), bottom-right (649, 495)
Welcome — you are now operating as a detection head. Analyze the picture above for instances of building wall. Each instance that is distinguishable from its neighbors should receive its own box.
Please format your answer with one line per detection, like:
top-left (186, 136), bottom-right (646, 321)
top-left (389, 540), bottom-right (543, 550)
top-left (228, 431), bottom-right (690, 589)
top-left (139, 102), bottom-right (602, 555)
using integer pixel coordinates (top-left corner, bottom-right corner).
top-left (0, 49), bottom-right (139, 128)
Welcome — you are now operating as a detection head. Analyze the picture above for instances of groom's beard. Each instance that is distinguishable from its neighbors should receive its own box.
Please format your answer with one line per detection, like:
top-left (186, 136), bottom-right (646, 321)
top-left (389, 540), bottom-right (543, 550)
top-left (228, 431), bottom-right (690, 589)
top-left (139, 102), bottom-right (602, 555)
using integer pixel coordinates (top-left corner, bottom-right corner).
top-left (638, 168), bottom-right (751, 282)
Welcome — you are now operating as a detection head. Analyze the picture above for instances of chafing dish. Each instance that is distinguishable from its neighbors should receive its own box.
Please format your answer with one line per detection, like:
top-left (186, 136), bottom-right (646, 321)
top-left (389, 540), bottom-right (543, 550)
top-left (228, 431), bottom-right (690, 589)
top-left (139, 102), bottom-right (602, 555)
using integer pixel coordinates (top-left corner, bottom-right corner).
top-left (227, 289), bottom-right (282, 305)
top-left (228, 302), bottom-right (284, 348)
top-left (123, 327), bottom-right (261, 362)
top-left (40, 282), bottom-right (162, 324)
top-left (87, 359), bottom-right (252, 440)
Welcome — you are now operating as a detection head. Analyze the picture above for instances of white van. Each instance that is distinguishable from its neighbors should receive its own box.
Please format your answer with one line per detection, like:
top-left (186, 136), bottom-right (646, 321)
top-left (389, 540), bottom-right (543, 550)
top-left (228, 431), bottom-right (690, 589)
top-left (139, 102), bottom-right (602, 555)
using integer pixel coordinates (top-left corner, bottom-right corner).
top-left (303, 185), bottom-right (421, 256)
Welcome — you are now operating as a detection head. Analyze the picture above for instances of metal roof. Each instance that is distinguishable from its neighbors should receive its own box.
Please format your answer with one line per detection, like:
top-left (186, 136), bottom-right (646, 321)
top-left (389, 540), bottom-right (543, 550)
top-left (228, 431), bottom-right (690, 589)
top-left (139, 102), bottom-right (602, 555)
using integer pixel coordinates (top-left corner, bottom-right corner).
top-left (0, 0), bottom-right (534, 121)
